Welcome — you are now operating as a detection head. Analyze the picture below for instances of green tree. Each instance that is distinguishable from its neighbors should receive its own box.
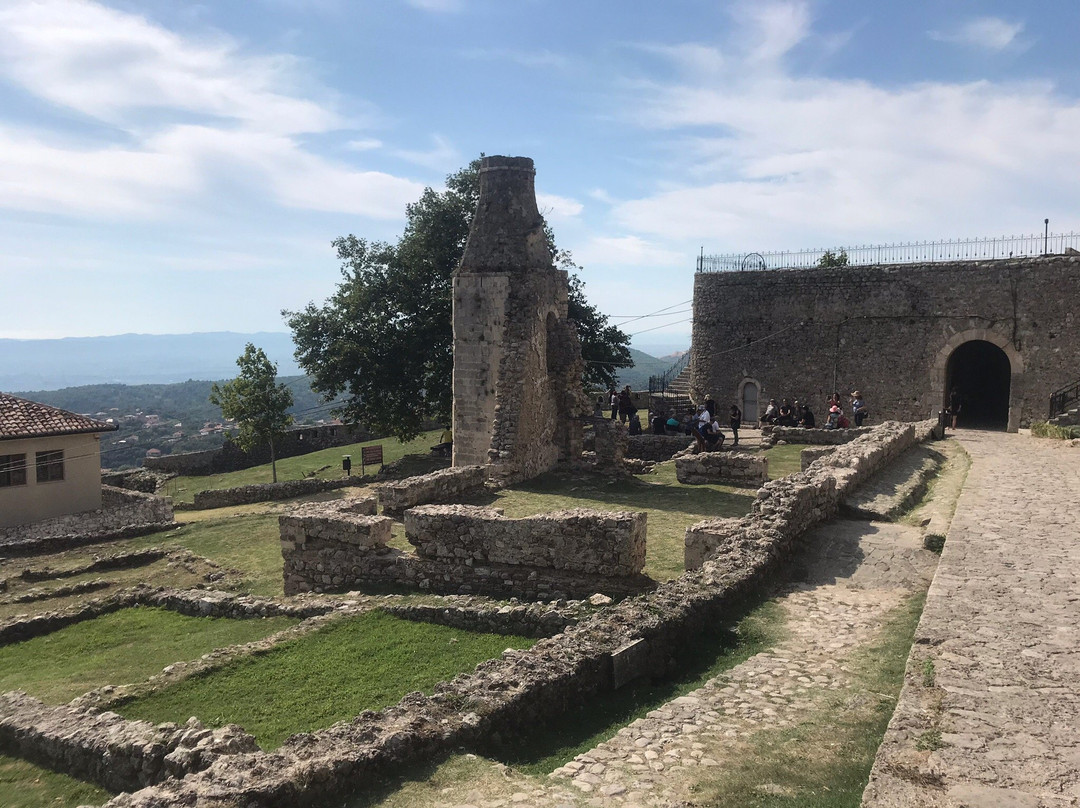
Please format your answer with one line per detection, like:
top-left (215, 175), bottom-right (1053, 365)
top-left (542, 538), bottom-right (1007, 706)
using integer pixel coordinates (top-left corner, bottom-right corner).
top-left (818, 249), bottom-right (849, 268)
top-left (286, 158), bottom-right (631, 442)
top-left (209, 344), bottom-right (294, 482)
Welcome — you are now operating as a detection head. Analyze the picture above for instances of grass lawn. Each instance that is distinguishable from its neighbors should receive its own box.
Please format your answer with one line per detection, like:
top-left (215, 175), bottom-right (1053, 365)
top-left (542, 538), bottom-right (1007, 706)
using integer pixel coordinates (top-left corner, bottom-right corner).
top-left (688, 592), bottom-right (927, 807)
top-left (764, 443), bottom-right (805, 479)
top-left (0, 607), bottom-right (298, 704)
top-left (127, 514), bottom-right (285, 597)
top-left (161, 430), bottom-right (443, 503)
top-left (120, 610), bottom-right (536, 749)
top-left (0, 755), bottom-right (111, 808)
top-left (471, 463), bottom-right (756, 581)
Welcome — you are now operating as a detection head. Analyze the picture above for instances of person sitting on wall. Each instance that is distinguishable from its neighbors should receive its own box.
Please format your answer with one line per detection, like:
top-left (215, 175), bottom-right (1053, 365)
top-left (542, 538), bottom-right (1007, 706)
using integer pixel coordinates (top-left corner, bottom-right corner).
top-left (593, 397), bottom-right (605, 418)
top-left (851, 391), bottom-right (869, 427)
top-left (763, 399), bottom-right (779, 425)
top-left (704, 418), bottom-right (726, 451)
top-left (651, 412), bottom-right (667, 435)
top-left (693, 405), bottom-right (711, 451)
top-left (799, 404), bottom-right (816, 428)
top-left (778, 399), bottom-right (796, 426)
top-left (666, 413), bottom-right (681, 434)
top-left (628, 412), bottom-right (642, 435)
top-left (431, 425), bottom-right (453, 457)
top-left (824, 406), bottom-right (841, 430)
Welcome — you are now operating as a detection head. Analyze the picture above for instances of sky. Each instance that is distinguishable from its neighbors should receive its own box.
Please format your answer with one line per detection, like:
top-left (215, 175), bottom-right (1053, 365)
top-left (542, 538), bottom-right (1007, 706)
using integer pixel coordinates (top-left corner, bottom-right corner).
top-left (3, 0), bottom-right (1080, 355)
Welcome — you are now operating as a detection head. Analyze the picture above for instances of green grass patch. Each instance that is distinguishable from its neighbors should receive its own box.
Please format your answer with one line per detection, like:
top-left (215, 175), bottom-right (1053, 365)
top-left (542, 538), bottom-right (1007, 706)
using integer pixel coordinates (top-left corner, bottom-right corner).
top-left (493, 600), bottom-right (786, 775)
top-left (0, 607), bottom-right (297, 704)
top-left (120, 610), bottom-right (535, 749)
top-left (689, 591), bottom-right (927, 808)
top-left (0, 754), bottom-right (111, 808)
top-left (1031, 421), bottom-right (1080, 440)
top-left (162, 430), bottom-right (443, 503)
top-left (764, 444), bottom-right (805, 479)
top-left (128, 514), bottom-right (285, 596)
top-left (473, 466), bottom-right (755, 581)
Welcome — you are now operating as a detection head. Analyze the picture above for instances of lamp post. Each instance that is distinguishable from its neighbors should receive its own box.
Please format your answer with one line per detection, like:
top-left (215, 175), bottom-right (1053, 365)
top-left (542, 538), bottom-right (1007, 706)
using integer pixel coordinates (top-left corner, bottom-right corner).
top-left (1044, 218), bottom-right (1049, 255)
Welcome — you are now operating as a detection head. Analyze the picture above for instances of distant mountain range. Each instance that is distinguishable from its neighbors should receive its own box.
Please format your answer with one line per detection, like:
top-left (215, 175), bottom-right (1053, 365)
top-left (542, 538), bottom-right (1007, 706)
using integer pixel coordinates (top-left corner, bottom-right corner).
top-left (2, 331), bottom-right (686, 393)
top-left (0, 332), bottom-right (301, 391)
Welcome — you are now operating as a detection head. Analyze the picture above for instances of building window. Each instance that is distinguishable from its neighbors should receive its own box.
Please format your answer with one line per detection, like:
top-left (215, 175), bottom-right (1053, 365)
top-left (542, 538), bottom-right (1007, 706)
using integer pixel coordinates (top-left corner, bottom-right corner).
top-left (36, 450), bottom-right (64, 483)
top-left (0, 454), bottom-right (27, 487)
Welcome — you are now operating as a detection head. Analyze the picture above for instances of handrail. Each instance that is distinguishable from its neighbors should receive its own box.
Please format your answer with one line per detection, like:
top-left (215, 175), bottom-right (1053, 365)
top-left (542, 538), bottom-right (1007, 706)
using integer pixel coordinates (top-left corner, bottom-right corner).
top-left (648, 352), bottom-right (691, 394)
top-left (1049, 378), bottom-right (1080, 420)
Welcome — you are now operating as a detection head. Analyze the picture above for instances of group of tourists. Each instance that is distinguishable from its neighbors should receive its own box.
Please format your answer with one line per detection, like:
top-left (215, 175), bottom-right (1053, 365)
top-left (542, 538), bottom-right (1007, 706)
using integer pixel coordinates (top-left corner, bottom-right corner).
top-left (762, 390), bottom-right (869, 430)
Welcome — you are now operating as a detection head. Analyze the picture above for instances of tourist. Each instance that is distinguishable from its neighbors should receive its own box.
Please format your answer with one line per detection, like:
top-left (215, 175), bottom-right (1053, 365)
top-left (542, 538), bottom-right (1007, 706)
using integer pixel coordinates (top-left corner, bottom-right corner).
top-left (824, 405), bottom-right (840, 430)
top-left (651, 412), bottom-right (666, 435)
top-left (763, 399), bottom-right (779, 425)
top-left (693, 405), bottom-right (711, 451)
top-left (949, 387), bottom-right (962, 429)
top-left (778, 399), bottom-right (795, 427)
top-left (608, 388), bottom-right (618, 421)
top-left (851, 391), bottom-right (869, 427)
top-left (704, 419), bottom-right (725, 451)
top-left (666, 413), bottom-right (681, 434)
top-left (729, 403), bottom-right (742, 446)
top-left (431, 425), bottom-right (453, 457)
top-left (704, 396), bottom-right (717, 420)
top-left (799, 403), bottom-right (816, 428)
top-left (828, 391), bottom-right (842, 411)
top-left (628, 412), bottom-right (642, 435)
top-left (618, 386), bottom-right (634, 424)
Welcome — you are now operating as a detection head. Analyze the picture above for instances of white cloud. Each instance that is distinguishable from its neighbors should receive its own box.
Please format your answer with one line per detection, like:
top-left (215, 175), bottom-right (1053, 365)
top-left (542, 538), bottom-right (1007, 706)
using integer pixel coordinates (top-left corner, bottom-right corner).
top-left (608, 4), bottom-right (1080, 249)
top-left (572, 235), bottom-right (685, 269)
top-left (346, 138), bottom-right (383, 151)
top-left (730, 0), bottom-right (812, 64)
top-left (460, 47), bottom-right (573, 71)
top-left (0, 0), bottom-right (424, 220)
top-left (405, 0), bottom-right (463, 13)
top-left (929, 17), bottom-right (1027, 52)
top-left (537, 192), bottom-right (584, 220)
top-left (391, 134), bottom-right (461, 172)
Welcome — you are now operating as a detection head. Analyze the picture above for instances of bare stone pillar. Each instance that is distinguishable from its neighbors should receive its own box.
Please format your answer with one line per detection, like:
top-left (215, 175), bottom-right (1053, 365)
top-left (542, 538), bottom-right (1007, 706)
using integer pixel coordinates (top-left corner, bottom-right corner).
top-left (452, 156), bottom-right (585, 482)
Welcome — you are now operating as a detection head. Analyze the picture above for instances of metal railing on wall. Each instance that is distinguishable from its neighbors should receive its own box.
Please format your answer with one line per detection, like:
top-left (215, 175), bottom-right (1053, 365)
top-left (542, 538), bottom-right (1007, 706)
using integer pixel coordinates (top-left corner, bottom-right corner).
top-left (648, 351), bottom-right (691, 394)
top-left (1050, 378), bottom-right (1080, 420)
top-left (697, 232), bottom-right (1080, 273)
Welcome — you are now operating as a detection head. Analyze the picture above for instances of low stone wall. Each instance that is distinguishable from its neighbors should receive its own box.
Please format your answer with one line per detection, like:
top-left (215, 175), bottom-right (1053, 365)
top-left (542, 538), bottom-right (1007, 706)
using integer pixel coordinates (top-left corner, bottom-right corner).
top-left (0, 692), bottom-right (258, 793)
top-left (674, 451), bottom-right (769, 486)
top-left (375, 465), bottom-right (487, 515)
top-left (97, 421), bottom-right (935, 808)
top-left (0, 487), bottom-right (173, 547)
top-left (191, 476), bottom-right (366, 509)
top-left (800, 446), bottom-right (835, 470)
top-left (281, 500), bottom-right (651, 600)
top-left (383, 599), bottom-right (589, 638)
top-left (625, 434), bottom-right (694, 462)
top-left (685, 420), bottom-right (929, 570)
top-left (764, 426), bottom-right (873, 446)
top-left (405, 506), bottom-right (646, 577)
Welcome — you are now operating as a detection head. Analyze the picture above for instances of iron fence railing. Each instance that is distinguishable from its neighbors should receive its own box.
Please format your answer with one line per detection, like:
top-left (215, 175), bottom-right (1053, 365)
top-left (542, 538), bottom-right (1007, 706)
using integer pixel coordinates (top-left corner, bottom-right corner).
top-left (648, 351), bottom-right (691, 395)
top-left (697, 232), bottom-right (1080, 273)
top-left (1050, 378), bottom-right (1080, 420)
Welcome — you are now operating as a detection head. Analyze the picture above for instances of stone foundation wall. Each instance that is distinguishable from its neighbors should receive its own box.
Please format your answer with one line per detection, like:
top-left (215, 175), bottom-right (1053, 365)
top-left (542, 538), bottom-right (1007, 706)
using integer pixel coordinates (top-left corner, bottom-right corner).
top-left (0, 693), bottom-right (258, 794)
top-left (800, 446), bottom-right (835, 470)
top-left (0, 486), bottom-right (173, 546)
top-left (281, 499), bottom-right (650, 599)
top-left (684, 420), bottom-right (930, 570)
top-left (675, 451), bottom-right (769, 486)
top-left (626, 434), bottom-right (694, 461)
top-left (404, 505), bottom-right (646, 577)
top-left (374, 465), bottom-right (486, 515)
top-left (765, 426), bottom-right (872, 446)
top-left (191, 476), bottom-right (365, 510)
top-left (97, 421), bottom-right (936, 808)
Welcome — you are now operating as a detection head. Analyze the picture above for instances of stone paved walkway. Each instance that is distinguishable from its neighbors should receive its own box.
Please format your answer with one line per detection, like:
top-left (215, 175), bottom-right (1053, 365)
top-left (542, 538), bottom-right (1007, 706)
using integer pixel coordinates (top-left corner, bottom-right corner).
top-left (863, 431), bottom-right (1080, 808)
top-left (423, 515), bottom-right (938, 808)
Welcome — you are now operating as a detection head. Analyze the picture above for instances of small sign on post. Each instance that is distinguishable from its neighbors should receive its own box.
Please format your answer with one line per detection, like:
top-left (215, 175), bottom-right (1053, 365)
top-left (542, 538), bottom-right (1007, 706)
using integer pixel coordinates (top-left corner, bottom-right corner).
top-left (361, 445), bottom-right (383, 475)
top-left (342, 455), bottom-right (351, 477)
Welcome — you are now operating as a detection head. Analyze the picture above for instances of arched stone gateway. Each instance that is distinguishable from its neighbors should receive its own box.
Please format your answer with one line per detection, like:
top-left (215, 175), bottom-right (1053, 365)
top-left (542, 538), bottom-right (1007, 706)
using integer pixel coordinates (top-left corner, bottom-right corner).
top-left (929, 329), bottom-right (1024, 432)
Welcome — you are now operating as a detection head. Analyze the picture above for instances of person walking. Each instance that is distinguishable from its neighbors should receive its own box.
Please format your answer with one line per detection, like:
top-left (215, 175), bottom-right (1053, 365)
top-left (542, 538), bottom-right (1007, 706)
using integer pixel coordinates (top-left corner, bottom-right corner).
top-left (608, 388), bottom-right (618, 421)
top-left (949, 387), bottom-right (962, 429)
top-left (729, 403), bottom-right (742, 446)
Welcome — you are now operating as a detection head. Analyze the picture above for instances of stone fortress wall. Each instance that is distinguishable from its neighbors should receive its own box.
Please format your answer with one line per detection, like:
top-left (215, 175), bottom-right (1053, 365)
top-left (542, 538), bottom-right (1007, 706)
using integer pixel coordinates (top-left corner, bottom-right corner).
top-left (0, 486), bottom-right (174, 547)
top-left (691, 255), bottom-right (1080, 431)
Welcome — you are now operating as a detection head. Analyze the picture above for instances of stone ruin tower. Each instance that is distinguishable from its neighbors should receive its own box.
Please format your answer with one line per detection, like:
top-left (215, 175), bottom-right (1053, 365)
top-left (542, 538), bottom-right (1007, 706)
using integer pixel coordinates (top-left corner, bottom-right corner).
top-left (452, 155), bottom-right (585, 482)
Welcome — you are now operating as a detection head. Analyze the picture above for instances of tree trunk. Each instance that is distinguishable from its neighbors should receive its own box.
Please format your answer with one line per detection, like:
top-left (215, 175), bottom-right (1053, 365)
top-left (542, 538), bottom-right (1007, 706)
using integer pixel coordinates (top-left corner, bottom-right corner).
top-left (270, 435), bottom-right (278, 483)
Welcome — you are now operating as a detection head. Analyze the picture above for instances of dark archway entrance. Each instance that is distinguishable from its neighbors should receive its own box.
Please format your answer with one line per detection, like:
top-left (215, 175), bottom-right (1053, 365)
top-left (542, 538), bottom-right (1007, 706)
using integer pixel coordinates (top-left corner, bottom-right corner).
top-left (945, 340), bottom-right (1011, 430)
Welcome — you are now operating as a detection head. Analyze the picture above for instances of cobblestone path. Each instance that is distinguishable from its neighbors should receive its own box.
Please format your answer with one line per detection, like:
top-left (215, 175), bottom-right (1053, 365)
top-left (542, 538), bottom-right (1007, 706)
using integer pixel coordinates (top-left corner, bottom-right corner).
top-left (864, 431), bottom-right (1080, 808)
top-left (429, 516), bottom-right (937, 808)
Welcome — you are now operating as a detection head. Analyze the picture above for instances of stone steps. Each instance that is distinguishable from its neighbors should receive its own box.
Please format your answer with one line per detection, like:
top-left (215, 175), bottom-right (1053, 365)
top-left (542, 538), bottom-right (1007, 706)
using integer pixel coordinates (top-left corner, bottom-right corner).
top-left (841, 443), bottom-right (945, 521)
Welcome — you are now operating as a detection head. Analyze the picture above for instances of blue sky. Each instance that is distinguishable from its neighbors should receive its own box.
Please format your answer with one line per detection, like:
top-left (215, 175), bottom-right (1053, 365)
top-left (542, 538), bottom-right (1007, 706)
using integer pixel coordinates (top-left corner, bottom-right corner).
top-left (3, 0), bottom-right (1079, 355)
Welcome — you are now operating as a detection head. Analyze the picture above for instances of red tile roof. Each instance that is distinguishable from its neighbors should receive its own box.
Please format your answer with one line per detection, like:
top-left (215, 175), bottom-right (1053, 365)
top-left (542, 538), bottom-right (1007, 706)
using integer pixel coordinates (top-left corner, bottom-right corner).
top-left (0, 393), bottom-right (119, 442)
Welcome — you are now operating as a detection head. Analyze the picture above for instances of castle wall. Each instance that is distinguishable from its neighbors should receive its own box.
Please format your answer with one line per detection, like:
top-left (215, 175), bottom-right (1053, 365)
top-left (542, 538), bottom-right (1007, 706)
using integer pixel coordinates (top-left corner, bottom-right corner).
top-left (691, 255), bottom-right (1080, 430)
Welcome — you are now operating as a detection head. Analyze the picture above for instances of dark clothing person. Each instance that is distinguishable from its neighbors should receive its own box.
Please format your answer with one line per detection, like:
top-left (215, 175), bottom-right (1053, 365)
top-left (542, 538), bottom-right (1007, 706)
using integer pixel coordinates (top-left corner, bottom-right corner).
top-left (851, 392), bottom-right (868, 427)
top-left (652, 415), bottom-right (666, 435)
top-left (949, 388), bottom-right (962, 429)
top-left (704, 420), bottom-right (725, 451)
top-left (704, 398), bottom-right (717, 421)
top-left (800, 406), bottom-right (816, 428)
top-left (618, 388), bottom-right (634, 423)
top-left (729, 404), bottom-right (742, 446)
top-left (628, 413), bottom-right (642, 435)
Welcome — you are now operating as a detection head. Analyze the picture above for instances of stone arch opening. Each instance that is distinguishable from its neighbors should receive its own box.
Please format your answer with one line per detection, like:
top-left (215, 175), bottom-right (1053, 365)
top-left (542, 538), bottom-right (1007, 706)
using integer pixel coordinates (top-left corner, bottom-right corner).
top-left (945, 340), bottom-right (1011, 430)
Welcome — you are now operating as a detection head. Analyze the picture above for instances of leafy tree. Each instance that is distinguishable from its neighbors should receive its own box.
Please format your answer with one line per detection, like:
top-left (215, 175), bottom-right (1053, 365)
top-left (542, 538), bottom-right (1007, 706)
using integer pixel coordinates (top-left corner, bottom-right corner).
top-left (818, 249), bottom-right (850, 268)
top-left (209, 344), bottom-right (294, 482)
top-left (286, 158), bottom-right (631, 442)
